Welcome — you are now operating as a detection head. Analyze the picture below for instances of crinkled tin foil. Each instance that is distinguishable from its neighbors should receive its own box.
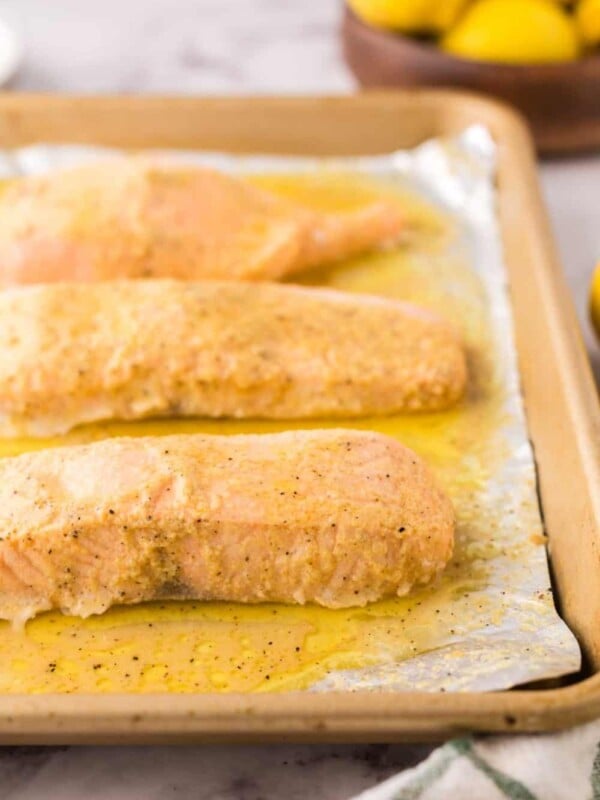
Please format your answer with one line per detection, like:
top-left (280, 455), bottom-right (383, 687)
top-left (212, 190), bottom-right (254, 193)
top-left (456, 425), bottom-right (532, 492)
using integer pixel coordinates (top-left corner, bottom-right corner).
top-left (0, 127), bottom-right (581, 692)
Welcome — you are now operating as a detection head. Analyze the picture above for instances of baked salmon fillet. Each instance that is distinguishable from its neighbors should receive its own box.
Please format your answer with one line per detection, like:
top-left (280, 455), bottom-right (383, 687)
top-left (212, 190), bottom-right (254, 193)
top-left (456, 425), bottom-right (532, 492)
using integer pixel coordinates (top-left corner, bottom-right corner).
top-left (0, 280), bottom-right (467, 436)
top-left (0, 430), bottom-right (454, 622)
top-left (0, 159), bottom-right (403, 286)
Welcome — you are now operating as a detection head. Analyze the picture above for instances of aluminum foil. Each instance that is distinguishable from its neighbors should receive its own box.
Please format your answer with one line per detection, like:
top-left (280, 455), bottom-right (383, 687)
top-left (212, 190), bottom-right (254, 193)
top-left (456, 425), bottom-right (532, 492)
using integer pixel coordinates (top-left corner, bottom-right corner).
top-left (0, 127), bottom-right (581, 692)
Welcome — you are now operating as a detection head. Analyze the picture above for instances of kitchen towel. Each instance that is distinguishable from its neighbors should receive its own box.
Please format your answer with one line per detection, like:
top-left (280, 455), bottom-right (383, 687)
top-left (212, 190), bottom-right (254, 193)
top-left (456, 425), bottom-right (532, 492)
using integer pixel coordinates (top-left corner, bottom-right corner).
top-left (351, 720), bottom-right (600, 800)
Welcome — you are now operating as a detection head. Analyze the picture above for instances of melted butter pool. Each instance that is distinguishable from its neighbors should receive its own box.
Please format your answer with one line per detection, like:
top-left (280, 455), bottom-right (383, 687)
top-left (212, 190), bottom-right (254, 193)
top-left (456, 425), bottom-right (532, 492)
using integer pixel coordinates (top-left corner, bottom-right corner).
top-left (0, 172), bottom-right (509, 693)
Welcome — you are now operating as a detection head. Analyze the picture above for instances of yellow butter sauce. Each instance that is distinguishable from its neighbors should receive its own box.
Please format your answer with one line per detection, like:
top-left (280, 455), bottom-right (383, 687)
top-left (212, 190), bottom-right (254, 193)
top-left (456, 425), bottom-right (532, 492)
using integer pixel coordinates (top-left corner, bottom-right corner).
top-left (0, 172), bottom-right (513, 693)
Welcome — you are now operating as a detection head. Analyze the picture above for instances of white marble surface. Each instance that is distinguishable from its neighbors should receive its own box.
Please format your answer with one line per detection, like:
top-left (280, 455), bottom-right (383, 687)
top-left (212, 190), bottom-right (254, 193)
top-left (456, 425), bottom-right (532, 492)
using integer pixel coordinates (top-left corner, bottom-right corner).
top-left (540, 157), bottom-right (600, 381)
top-left (0, 1), bottom-right (597, 797)
top-left (0, 0), bottom-right (354, 94)
top-left (0, 743), bottom-right (437, 800)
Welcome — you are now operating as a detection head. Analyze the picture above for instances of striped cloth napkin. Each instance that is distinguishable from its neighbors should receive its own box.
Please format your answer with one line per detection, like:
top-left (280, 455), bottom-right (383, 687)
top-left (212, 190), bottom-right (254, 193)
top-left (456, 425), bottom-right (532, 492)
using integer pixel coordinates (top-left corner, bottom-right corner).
top-left (351, 721), bottom-right (600, 800)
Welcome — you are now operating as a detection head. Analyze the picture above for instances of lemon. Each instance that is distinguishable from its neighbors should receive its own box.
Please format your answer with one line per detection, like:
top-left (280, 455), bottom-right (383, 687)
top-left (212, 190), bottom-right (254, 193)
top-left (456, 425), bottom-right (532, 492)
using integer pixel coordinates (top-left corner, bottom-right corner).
top-left (589, 263), bottom-right (600, 339)
top-left (576, 0), bottom-right (600, 46)
top-left (441, 0), bottom-right (581, 63)
top-left (347, 0), bottom-right (471, 32)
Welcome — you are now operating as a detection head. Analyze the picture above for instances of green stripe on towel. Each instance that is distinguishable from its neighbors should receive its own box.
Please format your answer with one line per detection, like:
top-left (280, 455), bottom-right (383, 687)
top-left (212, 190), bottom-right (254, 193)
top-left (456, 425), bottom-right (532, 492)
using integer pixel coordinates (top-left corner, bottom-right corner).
top-left (452, 739), bottom-right (538, 800)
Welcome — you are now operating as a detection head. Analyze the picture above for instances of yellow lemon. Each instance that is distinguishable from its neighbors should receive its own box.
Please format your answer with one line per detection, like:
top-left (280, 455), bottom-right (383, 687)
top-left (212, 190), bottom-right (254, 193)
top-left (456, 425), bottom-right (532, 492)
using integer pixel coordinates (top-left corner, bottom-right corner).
top-left (576, 0), bottom-right (600, 46)
top-left (441, 0), bottom-right (581, 63)
top-left (347, 0), bottom-right (471, 32)
top-left (589, 263), bottom-right (600, 339)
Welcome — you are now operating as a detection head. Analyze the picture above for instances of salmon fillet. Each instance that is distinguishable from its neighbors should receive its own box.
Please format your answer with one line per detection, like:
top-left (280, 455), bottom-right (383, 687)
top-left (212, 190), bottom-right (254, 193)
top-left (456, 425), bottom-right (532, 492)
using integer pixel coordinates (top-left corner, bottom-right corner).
top-left (0, 160), bottom-right (403, 286)
top-left (0, 430), bottom-right (454, 622)
top-left (0, 280), bottom-right (467, 436)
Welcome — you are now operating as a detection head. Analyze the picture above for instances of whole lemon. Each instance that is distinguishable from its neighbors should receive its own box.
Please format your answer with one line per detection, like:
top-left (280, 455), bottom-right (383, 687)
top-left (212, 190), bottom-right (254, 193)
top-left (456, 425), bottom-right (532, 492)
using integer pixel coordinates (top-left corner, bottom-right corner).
top-left (589, 263), bottom-right (600, 339)
top-left (577, 0), bottom-right (600, 46)
top-left (347, 0), bottom-right (470, 32)
top-left (441, 0), bottom-right (581, 63)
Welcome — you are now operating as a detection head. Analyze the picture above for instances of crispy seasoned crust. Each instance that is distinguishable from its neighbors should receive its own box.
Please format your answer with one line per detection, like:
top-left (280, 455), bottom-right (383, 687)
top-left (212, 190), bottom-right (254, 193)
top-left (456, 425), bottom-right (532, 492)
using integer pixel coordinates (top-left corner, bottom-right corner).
top-left (0, 280), bottom-right (467, 436)
top-left (0, 160), bottom-right (403, 285)
top-left (0, 430), bottom-right (455, 622)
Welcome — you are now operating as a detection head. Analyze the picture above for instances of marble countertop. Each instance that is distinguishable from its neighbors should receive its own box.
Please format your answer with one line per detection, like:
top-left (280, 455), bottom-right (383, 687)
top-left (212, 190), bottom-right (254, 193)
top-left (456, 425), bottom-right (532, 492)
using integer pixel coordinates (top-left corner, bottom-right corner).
top-left (0, 742), bottom-right (437, 800)
top-left (0, 1), bottom-right (598, 797)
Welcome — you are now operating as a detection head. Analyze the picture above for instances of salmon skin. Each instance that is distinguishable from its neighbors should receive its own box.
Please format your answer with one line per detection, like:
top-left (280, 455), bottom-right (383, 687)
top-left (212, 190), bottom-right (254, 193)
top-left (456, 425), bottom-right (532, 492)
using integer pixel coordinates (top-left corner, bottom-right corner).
top-left (0, 159), bottom-right (403, 286)
top-left (0, 430), bottom-right (454, 623)
top-left (0, 280), bottom-right (467, 436)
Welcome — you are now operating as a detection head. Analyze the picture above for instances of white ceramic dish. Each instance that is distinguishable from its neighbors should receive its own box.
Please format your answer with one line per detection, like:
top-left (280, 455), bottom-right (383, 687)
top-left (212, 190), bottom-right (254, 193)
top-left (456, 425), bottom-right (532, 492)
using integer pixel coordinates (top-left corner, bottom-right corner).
top-left (0, 16), bottom-right (21, 87)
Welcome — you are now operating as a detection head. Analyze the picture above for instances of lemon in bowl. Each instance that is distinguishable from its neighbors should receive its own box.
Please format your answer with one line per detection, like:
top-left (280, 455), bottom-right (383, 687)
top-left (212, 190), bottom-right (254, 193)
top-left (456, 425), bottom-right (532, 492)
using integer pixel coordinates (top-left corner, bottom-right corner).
top-left (346, 0), bottom-right (470, 33)
top-left (589, 263), bottom-right (600, 339)
top-left (577, 0), bottom-right (600, 47)
top-left (441, 0), bottom-right (581, 63)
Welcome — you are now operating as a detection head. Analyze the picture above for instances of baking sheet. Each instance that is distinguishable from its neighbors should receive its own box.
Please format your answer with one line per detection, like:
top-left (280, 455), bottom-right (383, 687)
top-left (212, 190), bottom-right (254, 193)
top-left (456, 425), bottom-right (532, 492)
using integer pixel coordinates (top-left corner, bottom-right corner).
top-left (0, 127), bottom-right (581, 693)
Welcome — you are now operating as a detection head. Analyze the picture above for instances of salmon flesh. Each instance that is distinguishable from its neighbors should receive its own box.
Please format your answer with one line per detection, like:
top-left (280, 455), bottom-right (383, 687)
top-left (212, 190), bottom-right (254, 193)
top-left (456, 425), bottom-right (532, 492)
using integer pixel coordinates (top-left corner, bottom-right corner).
top-left (0, 280), bottom-right (467, 436)
top-left (0, 430), bottom-right (454, 623)
top-left (0, 160), bottom-right (404, 285)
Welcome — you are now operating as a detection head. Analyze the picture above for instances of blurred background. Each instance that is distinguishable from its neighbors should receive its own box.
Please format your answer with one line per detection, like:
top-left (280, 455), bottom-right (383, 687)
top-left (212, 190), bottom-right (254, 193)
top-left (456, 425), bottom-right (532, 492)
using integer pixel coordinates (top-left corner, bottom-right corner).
top-left (0, 1), bottom-right (351, 93)
top-left (0, 0), bottom-right (598, 378)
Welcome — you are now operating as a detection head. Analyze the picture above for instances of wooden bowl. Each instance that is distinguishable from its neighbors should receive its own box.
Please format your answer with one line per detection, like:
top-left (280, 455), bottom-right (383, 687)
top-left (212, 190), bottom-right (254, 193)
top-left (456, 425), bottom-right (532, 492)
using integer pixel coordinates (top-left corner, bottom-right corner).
top-left (342, 7), bottom-right (600, 154)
